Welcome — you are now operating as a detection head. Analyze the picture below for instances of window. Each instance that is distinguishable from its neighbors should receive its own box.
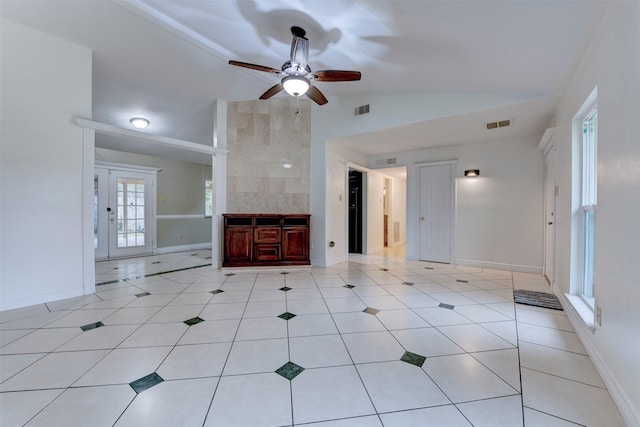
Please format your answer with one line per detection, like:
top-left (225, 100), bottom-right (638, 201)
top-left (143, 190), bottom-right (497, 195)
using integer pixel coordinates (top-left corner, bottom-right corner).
top-left (205, 180), bottom-right (214, 217)
top-left (580, 104), bottom-right (597, 306)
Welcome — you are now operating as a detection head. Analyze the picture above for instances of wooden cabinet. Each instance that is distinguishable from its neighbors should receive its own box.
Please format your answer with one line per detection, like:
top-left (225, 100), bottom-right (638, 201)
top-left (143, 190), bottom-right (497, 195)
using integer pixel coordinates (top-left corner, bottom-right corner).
top-left (223, 214), bottom-right (310, 267)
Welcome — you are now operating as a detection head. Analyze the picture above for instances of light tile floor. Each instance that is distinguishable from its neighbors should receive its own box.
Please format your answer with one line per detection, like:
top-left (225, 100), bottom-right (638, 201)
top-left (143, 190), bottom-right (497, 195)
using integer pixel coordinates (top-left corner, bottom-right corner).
top-left (0, 249), bottom-right (626, 426)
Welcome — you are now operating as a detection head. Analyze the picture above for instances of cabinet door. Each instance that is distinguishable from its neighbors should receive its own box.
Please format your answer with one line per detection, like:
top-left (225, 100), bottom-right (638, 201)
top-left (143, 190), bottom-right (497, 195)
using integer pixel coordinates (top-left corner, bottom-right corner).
top-left (254, 227), bottom-right (280, 243)
top-left (224, 227), bottom-right (252, 262)
top-left (282, 227), bottom-right (309, 261)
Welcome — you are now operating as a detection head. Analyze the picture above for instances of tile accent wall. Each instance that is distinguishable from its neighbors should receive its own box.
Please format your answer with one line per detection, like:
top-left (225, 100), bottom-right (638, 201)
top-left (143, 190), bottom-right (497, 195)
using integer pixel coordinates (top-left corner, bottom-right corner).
top-left (227, 98), bottom-right (311, 214)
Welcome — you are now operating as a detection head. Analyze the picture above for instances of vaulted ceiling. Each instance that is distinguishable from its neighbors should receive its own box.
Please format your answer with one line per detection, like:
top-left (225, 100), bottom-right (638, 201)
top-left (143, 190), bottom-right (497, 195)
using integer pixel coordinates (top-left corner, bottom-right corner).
top-left (0, 0), bottom-right (609, 161)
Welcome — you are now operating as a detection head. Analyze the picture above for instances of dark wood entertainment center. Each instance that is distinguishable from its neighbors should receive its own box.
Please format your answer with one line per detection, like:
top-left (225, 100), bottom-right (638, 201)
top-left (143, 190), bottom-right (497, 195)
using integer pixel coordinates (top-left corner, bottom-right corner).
top-left (223, 214), bottom-right (310, 267)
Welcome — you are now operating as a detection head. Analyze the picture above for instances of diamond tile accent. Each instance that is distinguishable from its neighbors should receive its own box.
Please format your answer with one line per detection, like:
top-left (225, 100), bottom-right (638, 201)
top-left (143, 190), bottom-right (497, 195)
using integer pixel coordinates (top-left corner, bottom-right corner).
top-left (206, 256), bottom-right (212, 259)
top-left (439, 303), bottom-right (455, 310)
top-left (135, 292), bottom-right (150, 298)
top-left (152, 261), bottom-right (162, 264)
top-left (424, 267), bottom-right (434, 270)
top-left (224, 273), bottom-right (235, 277)
top-left (401, 351), bottom-right (427, 367)
top-left (130, 372), bottom-right (164, 394)
top-left (275, 362), bottom-right (305, 380)
top-left (278, 312), bottom-right (297, 320)
top-left (402, 281), bottom-right (414, 286)
top-left (363, 307), bottom-right (380, 315)
top-left (280, 271), bottom-right (289, 275)
top-left (191, 253), bottom-right (200, 256)
top-left (210, 289), bottom-right (224, 295)
top-left (80, 321), bottom-right (104, 332)
top-left (279, 286), bottom-right (292, 292)
top-left (381, 268), bottom-right (389, 271)
top-left (184, 317), bottom-right (205, 326)
top-left (343, 284), bottom-right (355, 289)
top-left (456, 279), bottom-right (469, 283)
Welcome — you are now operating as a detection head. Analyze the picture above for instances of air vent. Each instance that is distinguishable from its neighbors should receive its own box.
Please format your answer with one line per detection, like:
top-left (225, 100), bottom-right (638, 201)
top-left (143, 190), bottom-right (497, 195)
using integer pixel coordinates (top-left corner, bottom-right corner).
top-left (375, 157), bottom-right (397, 166)
top-left (385, 158), bottom-right (397, 165)
top-left (354, 104), bottom-right (370, 116)
top-left (485, 118), bottom-right (512, 130)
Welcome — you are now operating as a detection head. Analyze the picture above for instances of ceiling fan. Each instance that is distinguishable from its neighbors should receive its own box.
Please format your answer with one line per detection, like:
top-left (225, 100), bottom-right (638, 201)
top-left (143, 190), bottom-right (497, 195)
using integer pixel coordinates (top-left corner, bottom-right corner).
top-left (229, 26), bottom-right (361, 106)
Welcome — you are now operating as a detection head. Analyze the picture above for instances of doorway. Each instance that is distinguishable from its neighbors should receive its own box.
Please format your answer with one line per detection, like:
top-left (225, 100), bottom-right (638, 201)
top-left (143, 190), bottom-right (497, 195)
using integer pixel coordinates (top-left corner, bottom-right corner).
top-left (94, 164), bottom-right (158, 260)
top-left (348, 169), bottom-right (363, 254)
top-left (543, 145), bottom-right (557, 284)
top-left (418, 164), bottom-right (453, 263)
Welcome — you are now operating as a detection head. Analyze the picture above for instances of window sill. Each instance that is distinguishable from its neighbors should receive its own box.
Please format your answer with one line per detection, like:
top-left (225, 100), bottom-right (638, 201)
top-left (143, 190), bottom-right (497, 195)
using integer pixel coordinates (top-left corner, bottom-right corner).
top-left (565, 293), bottom-right (595, 329)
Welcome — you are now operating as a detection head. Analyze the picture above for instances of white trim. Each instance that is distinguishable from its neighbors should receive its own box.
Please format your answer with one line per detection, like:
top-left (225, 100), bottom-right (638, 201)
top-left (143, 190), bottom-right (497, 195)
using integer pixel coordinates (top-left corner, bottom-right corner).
top-left (538, 126), bottom-right (557, 153)
top-left (95, 160), bottom-right (161, 174)
top-left (455, 258), bottom-right (542, 274)
top-left (74, 118), bottom-right (229, 156)
top-left (154, 242), bottom-right (212, 255)
top-left (0, 288), bottom-right (86, 312)
top-left (156, 214), bottom-right (205, 220)
top-left (82, 128), bottom-right (96, 296)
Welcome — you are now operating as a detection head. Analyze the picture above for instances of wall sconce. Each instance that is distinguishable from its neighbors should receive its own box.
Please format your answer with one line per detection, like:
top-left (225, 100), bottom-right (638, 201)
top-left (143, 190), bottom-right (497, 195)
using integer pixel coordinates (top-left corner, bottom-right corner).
top-left (464, 169), bottom-right (480, 177)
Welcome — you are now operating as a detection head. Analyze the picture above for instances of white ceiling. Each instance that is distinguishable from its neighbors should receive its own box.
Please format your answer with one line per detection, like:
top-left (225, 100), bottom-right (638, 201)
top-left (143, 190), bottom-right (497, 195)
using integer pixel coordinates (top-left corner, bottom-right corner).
top-left (0, 0), bottom-right (609, 162)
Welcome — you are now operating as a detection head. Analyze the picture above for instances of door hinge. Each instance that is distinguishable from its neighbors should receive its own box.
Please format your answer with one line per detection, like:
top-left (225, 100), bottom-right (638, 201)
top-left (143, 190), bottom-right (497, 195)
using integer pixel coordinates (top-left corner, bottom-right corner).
top-left (555, 185), bottom-right (559, 196)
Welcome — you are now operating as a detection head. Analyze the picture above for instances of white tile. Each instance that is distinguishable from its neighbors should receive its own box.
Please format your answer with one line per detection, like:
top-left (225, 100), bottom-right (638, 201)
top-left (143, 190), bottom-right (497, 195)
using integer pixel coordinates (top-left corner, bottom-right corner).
top-left (0, 329), bottom-right (33, 347)
top-left (523, 407), bottom-right (582, 426)
top-left (454, 304), bottom-right (512, 323)
top-left (479, 320), bottom-right (518, 346)
top-left (242, 300), bottom-right (287, 318)
top-left (431, 292), bottom-right (478, 306)
top-left (101, 307), bottom-right (162, 325)
top-left (471, 348), bottom-right (522, 391)
top-left (357, 361), bottom-right (449, 412)
top-left (41, 309), bottom-right (117, 328)
top-left (517, 323), bottom-right (586, 354)
top-left (205, 373), bottom-right (291, 427)
top-left (437, 324), bottom-right (514, 352)
top-left (0, 328), bottom-right (81, 354)
top-left (352, 286), bottom-right (390, 297)
top-left (74, 347), bottom-right (171, 386)
top-left (248, 289), bottom-right (286, 302)
top-left (342, 331), bottom-right (406, 364)
top-left (516, 306), bottom-right (574, 332)
top-left (157, 342), bottom-right (232, 379)
top-left (413, 283), bottom-right (453, 293)
top-left (359, 295), bottom-right (406, 310)
top-left (147, 305), bottom-right (205, 323)
top-left (519, 341), bottom-right (604, 387)
top-left (301, 415), bottom-right (383, 426)
top-left (286, 288), bottom-right (323, 300)
top-left (332, 312), bottom-right (386, 334)
top-left (118, 322), bottom-right (188, 348)
top-left (57, 324), bottom-right (138, 351)
top-left (288, 313), bottom-right (338, 337)
top-left (376, 309), bottom-right (431, 330)
top-left (178, 319), bottom-right (240, 344)
top-left (414, 307), bottom-right (473, 326)
top-left (394, 293), bottom-right (443, 308)
top-left (0, 389), bottom-right (63, 427)
top-left (0, 353), bottom-right (45, 383)
top-left (422, 354), bottom-right (518, 403)
top-left (166, 292), bottom-right (213, 306)
top-left (1, 350), bottom-right (109, 391)
top-left (199, 302), bottom-right (246, 320)
top-left (289, 334), bottom-right (352, 368)
top-left (0, 304), bottom-right (50, 324)
top-left (235, 317), bottom-right (287, 341)
top-left (118, 377), bottom-right (218, 427)
top-left (391, 327), bottom-right (464, 357)
top-left (123, 294), bottom-right (176, 308)
top-left (286, 298), bottom-right (330, 315)
top-left (456, 395), bottom-right (523, 427)
top-left (521, 368), bottom-right (625, 426)
top-left (325, 297), bottom-right (367, 313)
top-left (223, 338), bottom-right (289, 375)
top-left (292, 365), bottom-right (375, 424)
top-left (25, 385), bottom-right (135, 427)
top-left (379, 405), bottom-right (473, 426)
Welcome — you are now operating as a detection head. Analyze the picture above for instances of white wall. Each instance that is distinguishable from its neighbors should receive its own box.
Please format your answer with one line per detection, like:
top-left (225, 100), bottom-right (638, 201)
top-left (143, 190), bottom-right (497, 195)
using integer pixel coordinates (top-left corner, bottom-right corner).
top-left (552, 3), bottom-right (640, 424)
top-left (389, 175), bottom-right (407, 247)
top-left (371, 137), bottom-right (544, 273)
top-left (366, 171), bottom-right (385, 254)
top-left (1, 19), bottom-right (92, 310)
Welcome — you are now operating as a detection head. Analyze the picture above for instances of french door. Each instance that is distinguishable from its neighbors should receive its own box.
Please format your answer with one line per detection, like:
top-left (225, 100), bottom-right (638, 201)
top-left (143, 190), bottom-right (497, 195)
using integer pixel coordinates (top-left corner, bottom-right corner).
top-left (95, 165), bottom-right (156, 260)
top-left (419, 164), bottom-right (453, 263)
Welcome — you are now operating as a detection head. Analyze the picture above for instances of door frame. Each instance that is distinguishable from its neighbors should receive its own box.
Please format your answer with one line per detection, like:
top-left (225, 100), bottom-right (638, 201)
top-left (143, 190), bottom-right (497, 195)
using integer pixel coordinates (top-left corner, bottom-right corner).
top-left (406, 160), bottom-right (457, 262)
top-left (539, 127), bottom-right (557, 285)
top-left (345, 164), bottom-right (368, 258)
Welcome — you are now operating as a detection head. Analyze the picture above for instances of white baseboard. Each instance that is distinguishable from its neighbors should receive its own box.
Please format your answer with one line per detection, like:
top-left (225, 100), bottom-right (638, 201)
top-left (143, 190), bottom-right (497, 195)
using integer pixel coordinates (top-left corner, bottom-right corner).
top-left (1, 287), bottom-right (85, 312)
top-left (556, 290), bottom-right (640, 427)
top-left (154, 243), bottom-right (212, 255)
top-left (455, 258), bottom-right (542, 274)
top-left (320, 255), bottom-right (347, 267)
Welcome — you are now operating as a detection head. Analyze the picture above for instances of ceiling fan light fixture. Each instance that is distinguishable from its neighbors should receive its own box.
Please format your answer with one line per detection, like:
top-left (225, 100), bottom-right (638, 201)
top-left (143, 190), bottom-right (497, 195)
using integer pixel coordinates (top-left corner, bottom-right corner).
top-left (282, 75), bottom-right (310, 97)
top-left (130, 117), bottom-right (150, 129)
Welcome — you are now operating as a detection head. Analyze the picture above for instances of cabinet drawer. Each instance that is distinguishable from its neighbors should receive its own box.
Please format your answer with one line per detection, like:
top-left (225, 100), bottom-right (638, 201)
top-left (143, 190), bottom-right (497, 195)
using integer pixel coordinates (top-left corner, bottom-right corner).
top-left (254, 244), bottom-right (281, 261)
top-left (255, 227), bottom-right (281, 243)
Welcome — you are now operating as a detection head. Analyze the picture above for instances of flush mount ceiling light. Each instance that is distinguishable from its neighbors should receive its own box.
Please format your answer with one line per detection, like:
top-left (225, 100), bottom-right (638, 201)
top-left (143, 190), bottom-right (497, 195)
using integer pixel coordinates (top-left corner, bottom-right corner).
top-left (130, 117), bottom-right (150, 129)
top-left (282, 75), bottom-right (310, 97)
top-left (464, 169), bottom-right (480, 177)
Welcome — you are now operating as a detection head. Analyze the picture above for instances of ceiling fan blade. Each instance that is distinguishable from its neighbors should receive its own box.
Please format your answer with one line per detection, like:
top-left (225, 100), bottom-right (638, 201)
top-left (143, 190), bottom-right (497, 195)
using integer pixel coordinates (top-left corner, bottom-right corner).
top-left (229, 60), bottom-right (281, 75)
top-left (306, 85), bottom-right (328, 105)
top-left (312, 70), bottom-right (362, 82)
top-left (259, 83), bottom-right (284, 100)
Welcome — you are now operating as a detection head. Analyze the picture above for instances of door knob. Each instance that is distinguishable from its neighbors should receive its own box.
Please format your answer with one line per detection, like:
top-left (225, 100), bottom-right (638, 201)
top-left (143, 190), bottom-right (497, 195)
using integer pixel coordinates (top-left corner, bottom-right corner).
top-left (420, 216), bottom-right (425, 221)
top-left (547, 221), bottom-right (553, 225)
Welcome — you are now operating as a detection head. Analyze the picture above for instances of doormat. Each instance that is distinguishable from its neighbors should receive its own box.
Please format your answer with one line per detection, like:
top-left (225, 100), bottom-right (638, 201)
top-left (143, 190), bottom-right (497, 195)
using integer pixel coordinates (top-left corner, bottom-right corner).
top-left (513, 290), bottom-right (563, 310)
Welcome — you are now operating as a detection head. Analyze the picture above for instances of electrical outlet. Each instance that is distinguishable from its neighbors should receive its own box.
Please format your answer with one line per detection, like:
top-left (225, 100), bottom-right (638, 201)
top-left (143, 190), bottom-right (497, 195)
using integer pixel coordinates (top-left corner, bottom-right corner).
top-left (178, 233), bottom-right (184, 240)
top-left (596, 306), bottom-right (602, 326)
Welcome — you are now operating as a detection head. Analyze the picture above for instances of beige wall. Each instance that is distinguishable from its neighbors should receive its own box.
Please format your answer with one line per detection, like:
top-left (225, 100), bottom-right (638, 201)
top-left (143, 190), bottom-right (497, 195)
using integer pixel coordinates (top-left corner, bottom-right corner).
top-left (226, 98), bottom-right (311, 214)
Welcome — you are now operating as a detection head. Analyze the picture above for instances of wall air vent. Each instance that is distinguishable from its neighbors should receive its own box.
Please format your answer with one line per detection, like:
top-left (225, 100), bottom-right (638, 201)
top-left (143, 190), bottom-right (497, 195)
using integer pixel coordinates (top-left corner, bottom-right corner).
top-left (354, 104), bottom-right (370, 116)
top-left (485, 118), bottom-right (512, 130)
top-left (375, 157), bottom-right (397, 166)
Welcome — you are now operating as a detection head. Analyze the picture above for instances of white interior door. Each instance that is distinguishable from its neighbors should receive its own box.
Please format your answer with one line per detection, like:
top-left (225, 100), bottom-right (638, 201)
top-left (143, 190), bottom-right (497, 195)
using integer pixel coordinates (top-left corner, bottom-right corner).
top-left (544, 146), bottom-right (557, 284)
top-left (419, 164), bottom-right (452, 263)
top-left (94, 166), bottom-right (156, 260)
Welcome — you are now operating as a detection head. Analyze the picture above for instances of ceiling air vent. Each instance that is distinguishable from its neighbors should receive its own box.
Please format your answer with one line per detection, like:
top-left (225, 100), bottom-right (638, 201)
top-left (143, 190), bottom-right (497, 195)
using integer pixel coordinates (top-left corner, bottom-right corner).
top-left (485, 118), bottom-right (512, 130)
top-left (375, 157), bottom-right (397, 166)
top-left (354, 104), bottom-right (370, 116)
